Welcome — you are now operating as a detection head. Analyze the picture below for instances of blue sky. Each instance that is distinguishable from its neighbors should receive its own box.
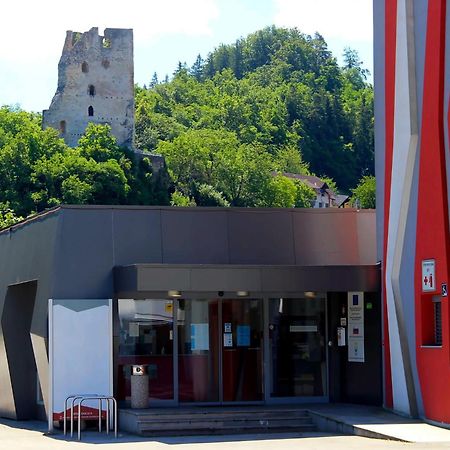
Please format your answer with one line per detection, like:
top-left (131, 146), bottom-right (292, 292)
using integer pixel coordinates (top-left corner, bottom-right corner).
top-left (0, 0), bottom-right (373, 112)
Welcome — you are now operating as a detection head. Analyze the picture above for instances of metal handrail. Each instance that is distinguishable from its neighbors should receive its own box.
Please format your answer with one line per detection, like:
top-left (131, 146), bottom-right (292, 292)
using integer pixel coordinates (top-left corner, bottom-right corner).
top-left (63, 394), bottom-right (118, 441)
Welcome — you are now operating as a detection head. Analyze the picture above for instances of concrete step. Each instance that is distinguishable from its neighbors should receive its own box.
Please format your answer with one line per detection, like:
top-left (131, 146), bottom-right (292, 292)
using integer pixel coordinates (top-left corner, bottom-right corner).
top-left (140, 425), bottom-right (317, 437)
top-left (119, 408), bottom-right (316, 436)
top-left (138, 419), bottom-right (315, 431)
top-left (130, 410), bottom-right (310, 422)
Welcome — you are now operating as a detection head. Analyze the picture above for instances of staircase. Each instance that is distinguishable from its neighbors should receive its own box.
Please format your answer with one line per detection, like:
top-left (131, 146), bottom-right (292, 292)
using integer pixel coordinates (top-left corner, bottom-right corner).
top-left (119, 406), bottom-right (317, 436)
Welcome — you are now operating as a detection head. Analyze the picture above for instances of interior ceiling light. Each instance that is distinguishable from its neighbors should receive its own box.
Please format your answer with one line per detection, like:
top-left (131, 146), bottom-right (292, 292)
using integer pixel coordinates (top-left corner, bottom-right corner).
top-left (304, 291), bottom-right (316, 299)
top-left (168, 290), bottom-right (182, 298)
top-left (236, 291), bottom-right (249, 297)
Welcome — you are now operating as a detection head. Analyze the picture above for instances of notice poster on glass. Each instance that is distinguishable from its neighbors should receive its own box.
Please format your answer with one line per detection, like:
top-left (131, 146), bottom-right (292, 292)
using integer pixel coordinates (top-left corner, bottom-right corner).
top-left (348, 336), bottom-right (365, 362)
top-left (223, 333), bottom-right (233, 347)
top-left (347, 292), bottom-right (365, 362)
top-left (191, 323), bottom-right (209, 351)
top-left (237, 325), bottom-right (250, 346)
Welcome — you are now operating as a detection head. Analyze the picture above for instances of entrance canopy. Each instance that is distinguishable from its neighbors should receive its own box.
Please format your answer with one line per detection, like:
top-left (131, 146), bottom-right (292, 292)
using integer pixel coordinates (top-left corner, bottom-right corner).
top-left (114, 264), bottom-right (380, 298)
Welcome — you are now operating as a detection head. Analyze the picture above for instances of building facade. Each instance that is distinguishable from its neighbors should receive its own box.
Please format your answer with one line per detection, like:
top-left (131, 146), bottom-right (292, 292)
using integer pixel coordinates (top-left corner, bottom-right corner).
top-left (375, 0), bottom-right (450, 424)
top-left (0, 206), bottom-right (380, 421)
top-left (42, 27), bottom-right (134, 148)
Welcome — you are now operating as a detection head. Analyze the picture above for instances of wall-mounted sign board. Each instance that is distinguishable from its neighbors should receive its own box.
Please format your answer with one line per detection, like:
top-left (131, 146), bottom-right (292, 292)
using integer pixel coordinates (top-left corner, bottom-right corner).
top-left (347, 292), bottom-right (365, 362)
top-left (48, 299), bottom-right (113, 432)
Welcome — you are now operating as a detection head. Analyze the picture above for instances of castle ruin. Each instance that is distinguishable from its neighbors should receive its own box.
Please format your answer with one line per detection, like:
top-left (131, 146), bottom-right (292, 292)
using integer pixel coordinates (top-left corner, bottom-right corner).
top-left (43, 27), bottom-right (134, 148)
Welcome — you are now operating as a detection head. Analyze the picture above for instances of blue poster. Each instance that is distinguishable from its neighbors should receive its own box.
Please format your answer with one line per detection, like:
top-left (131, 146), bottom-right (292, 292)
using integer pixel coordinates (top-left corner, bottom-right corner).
top-left (237, 325), bottom-right (250, 347)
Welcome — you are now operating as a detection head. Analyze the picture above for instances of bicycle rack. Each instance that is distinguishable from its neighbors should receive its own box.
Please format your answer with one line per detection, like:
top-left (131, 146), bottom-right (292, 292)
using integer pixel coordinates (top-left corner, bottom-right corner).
top-left (63, 394), bottom-right (118, 441)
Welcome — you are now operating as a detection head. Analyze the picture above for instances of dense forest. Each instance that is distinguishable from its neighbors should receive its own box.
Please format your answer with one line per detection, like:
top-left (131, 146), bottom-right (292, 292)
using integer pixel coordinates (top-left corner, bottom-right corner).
top-left (0, 26), bottom-right (374, 228)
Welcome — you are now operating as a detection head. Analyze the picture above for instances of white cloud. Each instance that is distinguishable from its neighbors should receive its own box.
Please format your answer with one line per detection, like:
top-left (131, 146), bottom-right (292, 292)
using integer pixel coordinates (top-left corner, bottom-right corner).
top-left (274, 0), bottom-right (373, 42)
top-left (0, 0), bottom-right (219, 63)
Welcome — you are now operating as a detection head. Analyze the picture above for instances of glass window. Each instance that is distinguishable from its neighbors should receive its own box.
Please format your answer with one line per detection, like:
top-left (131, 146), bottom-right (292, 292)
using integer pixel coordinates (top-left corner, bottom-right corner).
top-left (269, 297), bottom-right (327, 397)
top-left (118, 299), bottom-right (174, 402)
top-left (177, 299), bottom-right (219, 402)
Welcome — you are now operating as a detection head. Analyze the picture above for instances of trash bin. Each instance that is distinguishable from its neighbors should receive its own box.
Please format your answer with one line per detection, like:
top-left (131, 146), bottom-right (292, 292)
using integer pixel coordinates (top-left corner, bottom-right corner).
top-left (131, 365), bottom-right (149, 409)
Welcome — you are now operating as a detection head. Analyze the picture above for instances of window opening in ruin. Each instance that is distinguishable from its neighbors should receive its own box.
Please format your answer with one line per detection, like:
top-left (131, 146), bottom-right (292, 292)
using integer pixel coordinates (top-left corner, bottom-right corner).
top-left (102, 59), bottom-right (110, 69)
top-left (82, 62), bottom-right (89, 73)
top-left (88, 85), bottom-right (96, 96)
top-left (88, 106), bottom-right (94, 117)
top-left (102, 38), bottom-right (111, 48)
top-left (59, 120), bottom-right (66, 135)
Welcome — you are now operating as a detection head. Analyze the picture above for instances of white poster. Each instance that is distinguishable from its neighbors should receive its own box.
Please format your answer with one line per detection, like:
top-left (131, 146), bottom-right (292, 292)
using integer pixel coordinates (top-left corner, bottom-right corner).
top-left (348, 337), bottom-right (365, 362)
top-left (191, 323), bottom-right (209, 351)
top-left (422, 259), bottom-right (436, 292)
top-left (223, 333), bottom-right (233, 347)
top-left (49, 299), bottom-right (113, 431)
top-left (337, 327), bottom-right (346, 346)
top-left (347, 292), bottom-right (365, 362)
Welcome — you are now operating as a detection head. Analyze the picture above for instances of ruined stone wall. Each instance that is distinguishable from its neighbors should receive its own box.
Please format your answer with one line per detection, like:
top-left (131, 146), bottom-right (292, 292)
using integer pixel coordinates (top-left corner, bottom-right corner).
top-left (43, 27), bottom-right (134, 148)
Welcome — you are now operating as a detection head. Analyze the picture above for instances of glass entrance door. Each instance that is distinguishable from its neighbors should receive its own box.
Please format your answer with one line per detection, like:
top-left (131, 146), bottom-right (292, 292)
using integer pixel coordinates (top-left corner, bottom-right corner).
top-left (222, 299), bottom-right (264, 402)
top-left (269, 297), bottom-right (327, 398)
top-left (177, 298), bottom-right (264, 403)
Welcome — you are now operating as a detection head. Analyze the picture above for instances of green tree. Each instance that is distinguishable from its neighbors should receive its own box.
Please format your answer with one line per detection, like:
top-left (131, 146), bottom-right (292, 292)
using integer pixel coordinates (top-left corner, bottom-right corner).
top-left (0, 203), bottom-right (23, 229)
top-left (351, 175), bottom-right (376, 208)
top-left (294, 180), bottom-right (316, 207)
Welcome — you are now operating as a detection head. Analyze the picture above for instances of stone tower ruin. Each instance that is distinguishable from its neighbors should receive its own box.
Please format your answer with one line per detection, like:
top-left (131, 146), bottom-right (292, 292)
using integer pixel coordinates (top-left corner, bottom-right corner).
top-left (43, 27), bottom-right (134, 148)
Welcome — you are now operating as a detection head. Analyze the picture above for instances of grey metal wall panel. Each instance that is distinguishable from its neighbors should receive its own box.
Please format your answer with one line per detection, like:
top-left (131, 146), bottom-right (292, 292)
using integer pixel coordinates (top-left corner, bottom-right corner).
top-left (260, 265), bottom-right (379, 293)
top-left (161, 209), bottom-right (229, 264)
top-left (356, 211), bottom-right (378, 265)
top-left (189, 267), bottom-right (262, 292)
top-left (292, 211), bottom-right (360, 265)
top-left (137, 267), bottom-right (191, 291)
top-left (116, 264), bottom-right (380, 296)
top-left (0, 212), bottom-right (60, 420)
top-left (112, 209), bottom-right (163, 264)
top-left (52, 209), bottom-right (114, 298)
top-left (1, 282), bottom-right (37, 420)
top-left (227, 209), bottom-right (295, 264)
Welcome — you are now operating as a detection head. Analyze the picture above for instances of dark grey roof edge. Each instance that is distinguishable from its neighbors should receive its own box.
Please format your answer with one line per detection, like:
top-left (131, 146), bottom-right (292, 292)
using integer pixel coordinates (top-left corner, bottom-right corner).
top-left (58, 204), bottom-right (375, 214)
top-left (0, 203), bottom-right (375, 235)
top-left (0, 206), bottom-right (62, 236)
top-left (117, 262), bottom-right (382, 269)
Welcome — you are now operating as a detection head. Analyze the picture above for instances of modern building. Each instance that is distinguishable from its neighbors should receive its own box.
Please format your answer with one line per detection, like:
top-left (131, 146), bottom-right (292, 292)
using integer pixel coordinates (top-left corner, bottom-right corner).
top-left (0, 205), bottom-right (380, 423)
top-left (375, 0), bottom-right (450, 425)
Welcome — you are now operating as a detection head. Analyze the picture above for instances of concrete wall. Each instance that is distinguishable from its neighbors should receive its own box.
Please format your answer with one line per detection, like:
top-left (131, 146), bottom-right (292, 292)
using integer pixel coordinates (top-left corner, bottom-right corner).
top-left (43, 27), bottom-right (134, 148)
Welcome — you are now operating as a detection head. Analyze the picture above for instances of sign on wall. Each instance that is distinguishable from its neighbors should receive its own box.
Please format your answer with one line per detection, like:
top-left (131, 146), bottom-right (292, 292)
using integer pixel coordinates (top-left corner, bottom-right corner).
top-left (48, 299), bottom-right (113, 431)
top-left (347, 292), bottom-right (365, 362)
top-left (422, 259), bottom-right (436, 292)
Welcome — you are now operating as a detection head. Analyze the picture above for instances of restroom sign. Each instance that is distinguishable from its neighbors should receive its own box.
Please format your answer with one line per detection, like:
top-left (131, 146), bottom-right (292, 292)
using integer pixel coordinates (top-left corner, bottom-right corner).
top-left (422, 259), bottom-right (436, 292)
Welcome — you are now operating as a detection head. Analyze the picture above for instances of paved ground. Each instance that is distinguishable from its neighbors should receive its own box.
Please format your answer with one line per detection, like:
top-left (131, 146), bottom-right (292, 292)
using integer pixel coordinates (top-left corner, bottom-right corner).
top-left (2, 419), bottom-right (450, 450)
top-left (307, 404), bottom-right (450, 443)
